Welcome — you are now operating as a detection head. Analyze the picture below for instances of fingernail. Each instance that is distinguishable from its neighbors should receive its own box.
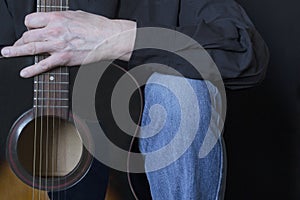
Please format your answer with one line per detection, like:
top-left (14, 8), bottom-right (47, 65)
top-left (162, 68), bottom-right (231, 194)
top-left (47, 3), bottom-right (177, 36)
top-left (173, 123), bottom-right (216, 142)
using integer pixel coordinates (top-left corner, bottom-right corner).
top-left (1, 48), bottom-right (10, 57)
top-left (20, 70), bottom-right (28, 78)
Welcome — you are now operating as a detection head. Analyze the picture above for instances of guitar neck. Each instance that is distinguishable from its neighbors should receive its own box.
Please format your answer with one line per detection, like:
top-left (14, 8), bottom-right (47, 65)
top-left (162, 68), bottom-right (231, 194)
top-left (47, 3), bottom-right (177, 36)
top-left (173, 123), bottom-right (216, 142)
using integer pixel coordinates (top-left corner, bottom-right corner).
top-left (34, 0), bottom-right (69, 119)
top-left (37, 0), bottom-right (69, 12)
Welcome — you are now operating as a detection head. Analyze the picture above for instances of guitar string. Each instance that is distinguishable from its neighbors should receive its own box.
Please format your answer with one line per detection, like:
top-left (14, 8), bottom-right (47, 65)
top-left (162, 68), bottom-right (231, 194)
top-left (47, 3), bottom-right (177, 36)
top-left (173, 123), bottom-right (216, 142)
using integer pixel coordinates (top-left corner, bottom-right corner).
top-left (51, 0), bottom-right (55, 198)
top-left (45, 0), bottom-right (50, 198)
top-left (38, 57), bottom-right (44, 200)
top-left (51, 0), bottom-right (57, 197)
top-left (46, 2), bottom-right (59, 198)
top-left (58, 3), bottom-right (62, 200)
top-left (60, 2), bottom-right (69, 199)
top-left (43, 2), bottom-right (47, 200)
top-left (51, 60), bottom-right (55, 200)
top-left (62, 2), bottom-right (68, 199)
top-left (44, 59), bottom-right (49, 200)
top-left (32, 1), bottom-right (41, 199)
top-left (33, 57), bottom-right (38, 200)
top-left (58, 46), bottom-right (62, 200)
top-left (39, 3), bottom-right (45, 200)
top-left (51, 85), bottom-right (55, 199)
top-left (60, 58), bottom-right (65, 200)
top-left (38, 3), bottom-right (44, 199)
top-left (51, 2), bottom-right (60, 199)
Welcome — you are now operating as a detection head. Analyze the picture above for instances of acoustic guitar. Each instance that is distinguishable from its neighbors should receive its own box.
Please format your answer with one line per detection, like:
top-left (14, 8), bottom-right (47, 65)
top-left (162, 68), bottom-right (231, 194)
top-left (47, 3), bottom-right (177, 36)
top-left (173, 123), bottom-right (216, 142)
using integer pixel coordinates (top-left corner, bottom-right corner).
top-left (0, 0), bottom-right (151, 199)
top-left (0, 0), bottom-right (128, 199)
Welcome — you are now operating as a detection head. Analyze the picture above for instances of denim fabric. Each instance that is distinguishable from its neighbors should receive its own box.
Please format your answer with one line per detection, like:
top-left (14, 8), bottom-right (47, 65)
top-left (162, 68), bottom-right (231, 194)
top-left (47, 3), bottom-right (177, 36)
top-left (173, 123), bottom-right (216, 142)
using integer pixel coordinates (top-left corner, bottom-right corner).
top-left (139, 73), bottom-right (226, 200)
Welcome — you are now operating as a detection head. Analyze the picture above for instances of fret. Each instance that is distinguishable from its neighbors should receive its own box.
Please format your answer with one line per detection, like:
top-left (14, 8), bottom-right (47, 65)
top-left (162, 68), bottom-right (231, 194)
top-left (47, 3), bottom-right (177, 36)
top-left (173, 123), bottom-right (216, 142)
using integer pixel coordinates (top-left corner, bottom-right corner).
top-left (35, 85), bottom-right (69, 91)
top-left (37, 5), bottom-right (69, 9)
top-left (33, 105), bottom-right (69, 108)
top-left (47, 73), bottom-right (69, 75)
top-left (34, 99), bottom-right (68, 103)
top-left (34, 90), bottom-right (68, 93)
top-left (34, 98), bottom-right (68, 101)
top-left (34, 81), bottom-right (69, 84)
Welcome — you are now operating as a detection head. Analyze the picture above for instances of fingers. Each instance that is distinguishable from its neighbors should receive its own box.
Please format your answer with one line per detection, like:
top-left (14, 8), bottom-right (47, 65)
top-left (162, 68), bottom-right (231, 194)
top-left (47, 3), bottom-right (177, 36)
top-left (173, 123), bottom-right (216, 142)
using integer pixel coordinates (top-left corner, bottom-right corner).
top-left (14, 26), bottom-right (64, 46)
top-left (25, 12), bottom-right (52, 28)
top-left (14, 29), bottom-right (47, 46)
top-left (20, 53), bottom-right (67, 78)
top-left (1, 41), bottom-right (65, 57)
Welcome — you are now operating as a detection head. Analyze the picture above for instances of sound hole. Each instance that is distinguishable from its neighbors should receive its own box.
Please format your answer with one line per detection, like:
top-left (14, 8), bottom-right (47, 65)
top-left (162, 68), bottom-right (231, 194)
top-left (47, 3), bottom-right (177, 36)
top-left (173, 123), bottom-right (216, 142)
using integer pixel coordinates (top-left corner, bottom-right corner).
top-left (17, 116), bottom-right (83, 178)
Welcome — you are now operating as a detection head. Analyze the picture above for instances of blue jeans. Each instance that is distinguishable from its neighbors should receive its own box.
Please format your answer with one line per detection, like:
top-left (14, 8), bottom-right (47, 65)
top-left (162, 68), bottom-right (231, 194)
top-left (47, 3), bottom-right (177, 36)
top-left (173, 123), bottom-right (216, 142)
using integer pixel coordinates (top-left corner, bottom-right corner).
top-left (139, 73), bottom-right (226, 200)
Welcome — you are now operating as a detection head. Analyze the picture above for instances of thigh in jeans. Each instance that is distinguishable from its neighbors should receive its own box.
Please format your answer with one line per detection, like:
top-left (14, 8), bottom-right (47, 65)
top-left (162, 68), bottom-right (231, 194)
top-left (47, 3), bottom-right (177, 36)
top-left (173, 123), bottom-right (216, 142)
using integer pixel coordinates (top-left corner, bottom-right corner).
top-left (139, 73), bottom-right (226, 200)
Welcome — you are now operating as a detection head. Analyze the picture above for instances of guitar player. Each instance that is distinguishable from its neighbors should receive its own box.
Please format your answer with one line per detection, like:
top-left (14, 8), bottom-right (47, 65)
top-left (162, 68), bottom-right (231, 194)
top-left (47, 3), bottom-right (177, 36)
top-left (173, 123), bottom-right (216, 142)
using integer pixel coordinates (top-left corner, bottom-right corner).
top-left (0, 0), bottom-right (269, 199)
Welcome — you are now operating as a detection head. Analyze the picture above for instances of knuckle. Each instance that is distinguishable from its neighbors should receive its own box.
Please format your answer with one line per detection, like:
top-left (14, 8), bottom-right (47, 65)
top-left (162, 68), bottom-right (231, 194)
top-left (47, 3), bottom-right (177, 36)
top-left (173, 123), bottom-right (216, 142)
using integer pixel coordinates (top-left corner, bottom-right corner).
top-left (22, 31), bottom-right (30, 43)
top-left (48, 28), bottom-right (61, 37)
top-left (40, 62), bottom-right (50, 71)
top-left (55, 41), bottom-right (66, 50)
top-left (8, 48), bottom-right (16, 57)
top-left (29, 43), bottom-right (38, 55)
top-left (50, 12), bottom-right (62, 20)
top-left (60, 52), bottom-right (72, 64)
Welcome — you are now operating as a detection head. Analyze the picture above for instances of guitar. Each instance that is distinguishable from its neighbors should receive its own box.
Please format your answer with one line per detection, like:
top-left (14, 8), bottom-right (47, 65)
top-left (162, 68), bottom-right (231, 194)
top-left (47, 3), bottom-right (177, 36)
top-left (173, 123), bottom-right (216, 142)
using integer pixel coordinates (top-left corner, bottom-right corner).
top-left (0, 1), bottom-right (148, 199)
top-left (1, 1), bottom-right (94, 199)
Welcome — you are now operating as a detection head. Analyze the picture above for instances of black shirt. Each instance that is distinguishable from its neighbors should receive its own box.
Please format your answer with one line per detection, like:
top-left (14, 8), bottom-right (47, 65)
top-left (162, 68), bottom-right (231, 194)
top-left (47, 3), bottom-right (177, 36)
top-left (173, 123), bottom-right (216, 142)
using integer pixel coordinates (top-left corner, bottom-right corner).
top-left (0, 0), bottom-right (269, 89)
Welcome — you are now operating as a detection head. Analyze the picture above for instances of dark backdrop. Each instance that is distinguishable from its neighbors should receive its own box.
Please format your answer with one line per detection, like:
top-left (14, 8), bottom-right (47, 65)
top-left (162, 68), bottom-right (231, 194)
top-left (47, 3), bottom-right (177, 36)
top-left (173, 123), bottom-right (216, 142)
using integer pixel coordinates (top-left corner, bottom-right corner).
top-left (0, 0), bottom-right (299, 199)
top-left (224, 0), bottom-right (300, 199)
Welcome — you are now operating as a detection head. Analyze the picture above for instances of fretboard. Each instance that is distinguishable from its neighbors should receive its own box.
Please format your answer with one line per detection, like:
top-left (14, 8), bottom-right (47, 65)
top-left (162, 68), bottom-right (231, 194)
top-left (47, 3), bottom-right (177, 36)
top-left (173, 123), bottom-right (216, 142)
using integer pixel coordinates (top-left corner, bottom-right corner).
top-left (34, 0), bottom-right (69, 119)
top-left (37, 0), bottom-right (69, 12)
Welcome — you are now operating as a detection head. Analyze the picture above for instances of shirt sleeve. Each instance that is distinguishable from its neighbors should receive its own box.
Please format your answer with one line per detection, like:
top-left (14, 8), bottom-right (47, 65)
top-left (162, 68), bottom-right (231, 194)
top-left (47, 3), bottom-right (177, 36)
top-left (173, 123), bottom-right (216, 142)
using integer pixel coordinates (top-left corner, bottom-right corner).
top-left (128, 0), bottom-right (269, 90)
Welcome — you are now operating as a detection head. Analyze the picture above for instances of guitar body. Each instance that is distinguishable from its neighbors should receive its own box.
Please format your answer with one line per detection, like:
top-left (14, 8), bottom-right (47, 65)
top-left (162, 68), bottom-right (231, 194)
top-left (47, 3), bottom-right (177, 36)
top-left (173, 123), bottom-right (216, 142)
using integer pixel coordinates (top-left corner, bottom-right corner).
top-left (0, 160), bottom-right (49, 200)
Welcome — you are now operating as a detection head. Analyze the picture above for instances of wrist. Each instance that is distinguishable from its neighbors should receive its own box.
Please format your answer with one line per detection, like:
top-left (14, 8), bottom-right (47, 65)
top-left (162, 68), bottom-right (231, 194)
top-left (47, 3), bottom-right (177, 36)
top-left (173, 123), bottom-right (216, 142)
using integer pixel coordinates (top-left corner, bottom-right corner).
top-left (113, 20), bottom-right (137, 61)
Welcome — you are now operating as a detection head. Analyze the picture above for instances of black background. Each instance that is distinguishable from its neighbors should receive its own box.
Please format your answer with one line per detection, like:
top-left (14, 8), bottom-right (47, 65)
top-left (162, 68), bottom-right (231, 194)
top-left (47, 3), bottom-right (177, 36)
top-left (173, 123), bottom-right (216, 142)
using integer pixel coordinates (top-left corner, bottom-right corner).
top-left (224, 0), bottom-right (300, 199)
top-left (0, 0), bottom-right (299, 199)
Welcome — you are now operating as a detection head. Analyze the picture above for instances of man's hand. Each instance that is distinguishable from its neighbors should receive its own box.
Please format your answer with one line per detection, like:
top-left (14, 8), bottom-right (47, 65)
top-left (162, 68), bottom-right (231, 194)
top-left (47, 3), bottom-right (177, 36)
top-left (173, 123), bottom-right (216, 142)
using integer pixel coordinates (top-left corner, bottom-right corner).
top-left (1, 10), bottom-right (136, 78)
